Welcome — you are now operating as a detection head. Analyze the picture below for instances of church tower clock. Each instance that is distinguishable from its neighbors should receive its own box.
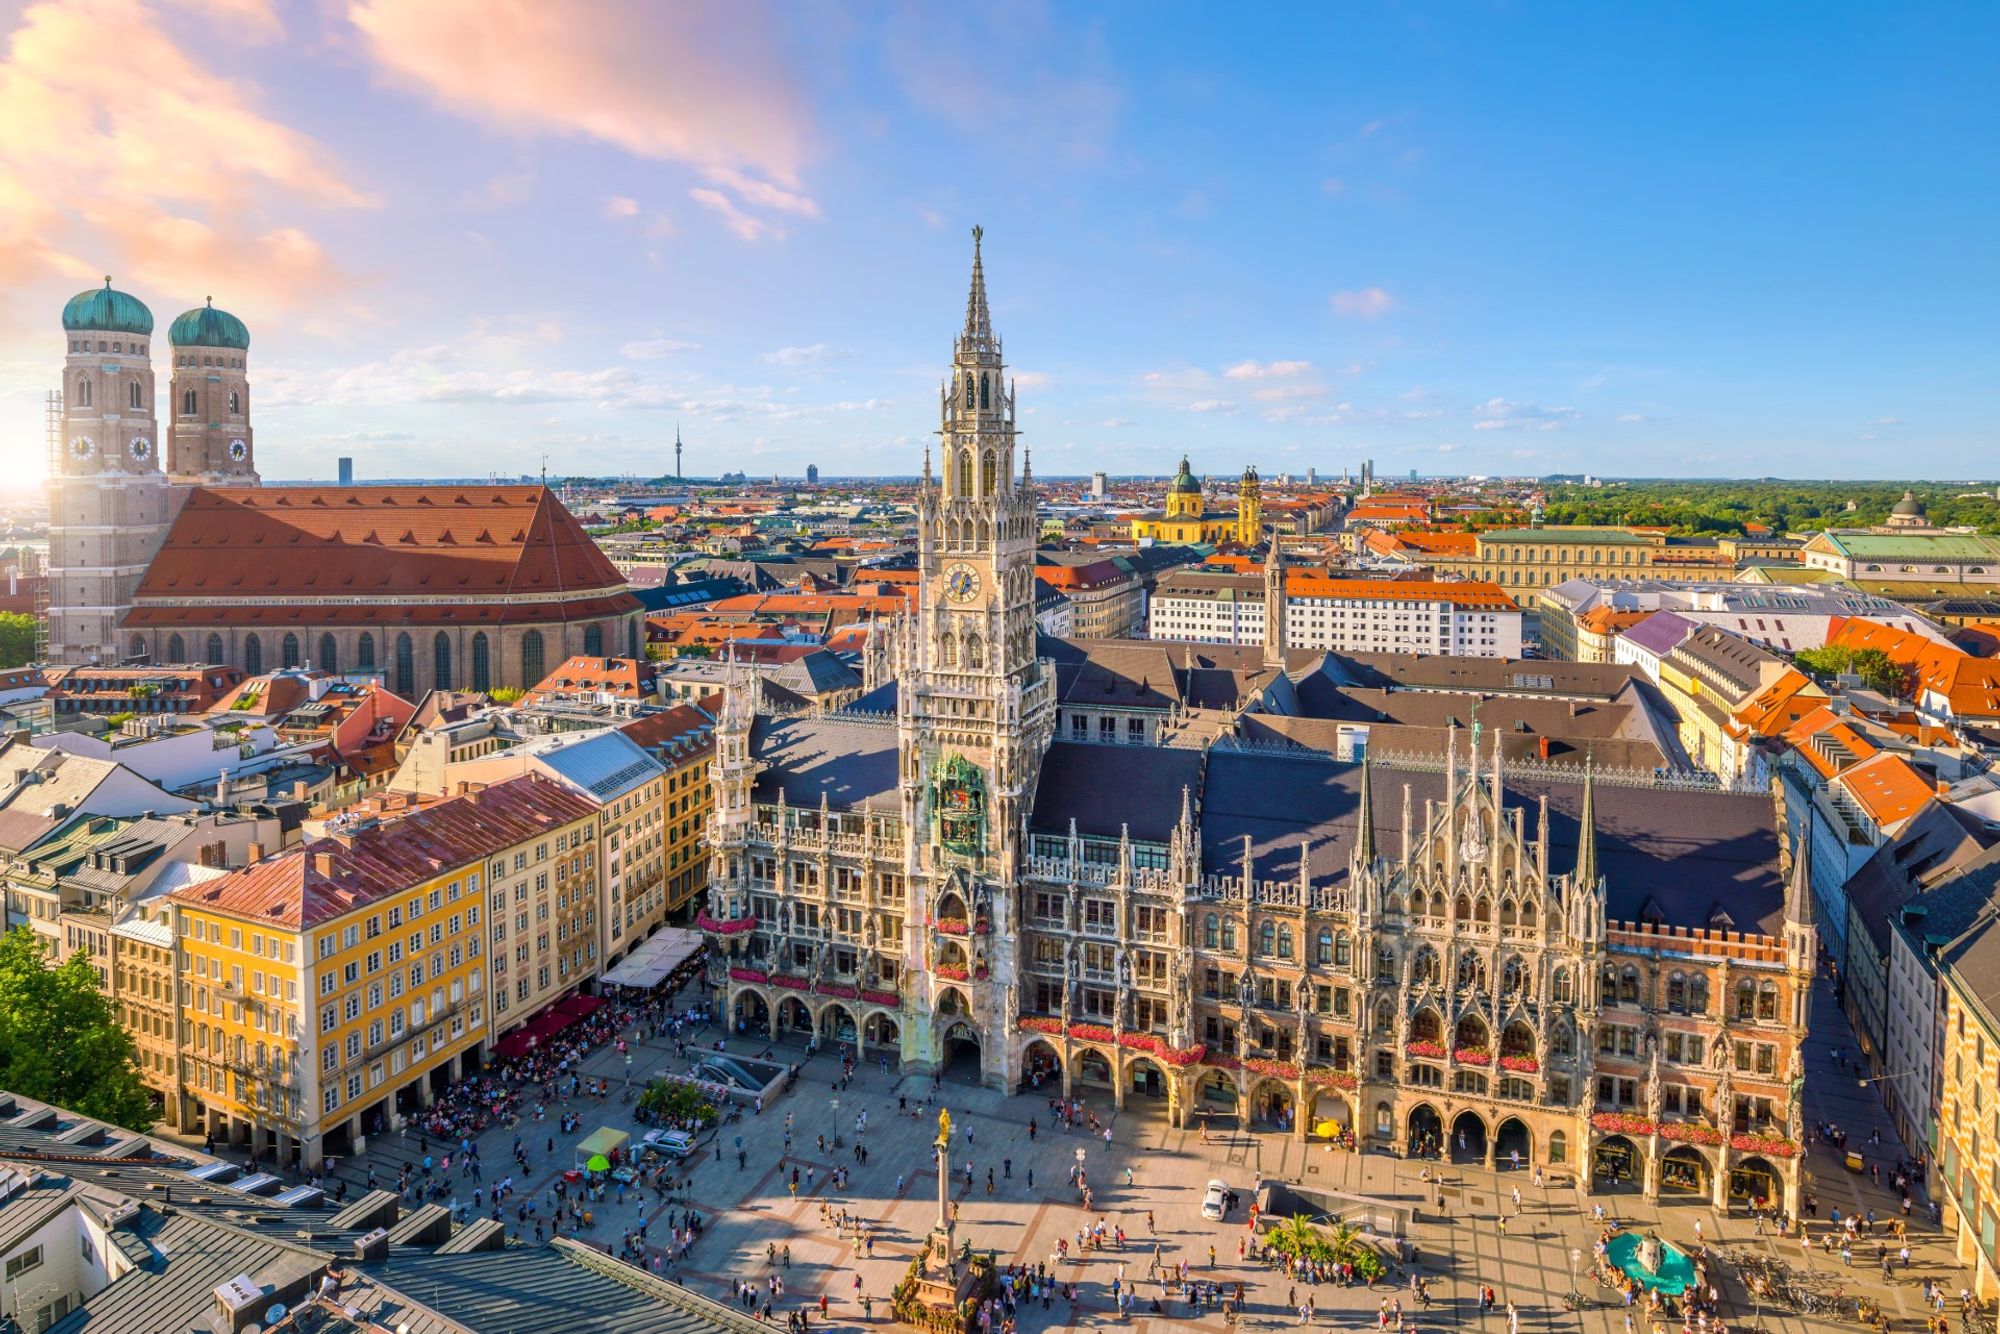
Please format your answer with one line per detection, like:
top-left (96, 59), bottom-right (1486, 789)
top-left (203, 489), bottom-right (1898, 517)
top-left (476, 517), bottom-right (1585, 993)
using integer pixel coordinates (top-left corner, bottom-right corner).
top-left (46, 279), bottom-right (175, 665)
top-left (897, 229), bottom-right (1057, 1084)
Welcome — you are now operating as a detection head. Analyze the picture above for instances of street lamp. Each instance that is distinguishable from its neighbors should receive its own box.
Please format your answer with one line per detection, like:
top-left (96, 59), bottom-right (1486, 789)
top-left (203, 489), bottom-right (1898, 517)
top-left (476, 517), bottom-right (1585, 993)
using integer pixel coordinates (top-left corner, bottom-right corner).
top-left (1567, 1247), bottom-right (1581, 1305)
top-left (624, 1053), bottom-right (634, 1095)
top-left (1857, 1068), bottom-right (1925, 1089)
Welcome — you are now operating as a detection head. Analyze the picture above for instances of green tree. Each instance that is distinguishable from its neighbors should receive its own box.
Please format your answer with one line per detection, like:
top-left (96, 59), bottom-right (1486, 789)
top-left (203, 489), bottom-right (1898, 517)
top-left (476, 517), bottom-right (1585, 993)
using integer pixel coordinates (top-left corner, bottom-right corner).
top-left (0, 612), bottom-right (36, 668)
top-left (487, 686), bottom-right (525, 704)
top-left (1793, 645), bottom-right (1906, 696)
top-left (0, 928), bottom-right (156, 1130)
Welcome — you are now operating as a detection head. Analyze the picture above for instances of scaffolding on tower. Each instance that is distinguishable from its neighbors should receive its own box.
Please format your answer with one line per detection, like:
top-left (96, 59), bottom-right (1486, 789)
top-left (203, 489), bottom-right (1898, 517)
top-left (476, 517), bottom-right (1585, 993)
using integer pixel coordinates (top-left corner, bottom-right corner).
top-left (35, 391), bottom-right (60, 661)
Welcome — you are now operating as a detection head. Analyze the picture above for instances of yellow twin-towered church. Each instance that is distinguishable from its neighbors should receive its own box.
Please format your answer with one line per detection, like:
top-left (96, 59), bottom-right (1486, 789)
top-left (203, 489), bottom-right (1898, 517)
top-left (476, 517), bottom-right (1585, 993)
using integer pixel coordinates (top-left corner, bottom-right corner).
top-left (1128, 455), bottom-right (1264, 546)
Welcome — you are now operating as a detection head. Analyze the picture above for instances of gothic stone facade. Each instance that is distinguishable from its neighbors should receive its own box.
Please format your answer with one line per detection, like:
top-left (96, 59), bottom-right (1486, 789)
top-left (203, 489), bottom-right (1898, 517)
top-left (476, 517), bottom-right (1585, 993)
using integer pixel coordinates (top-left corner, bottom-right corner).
top-left (699, 234), bottom-right (1813, 1211)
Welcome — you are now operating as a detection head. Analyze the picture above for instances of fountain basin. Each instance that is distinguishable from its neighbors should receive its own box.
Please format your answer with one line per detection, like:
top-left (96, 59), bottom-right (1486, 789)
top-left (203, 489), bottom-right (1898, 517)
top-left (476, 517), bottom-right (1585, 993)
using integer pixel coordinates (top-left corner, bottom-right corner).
top-left (1606, 1231), bottom-right (1696, 1295)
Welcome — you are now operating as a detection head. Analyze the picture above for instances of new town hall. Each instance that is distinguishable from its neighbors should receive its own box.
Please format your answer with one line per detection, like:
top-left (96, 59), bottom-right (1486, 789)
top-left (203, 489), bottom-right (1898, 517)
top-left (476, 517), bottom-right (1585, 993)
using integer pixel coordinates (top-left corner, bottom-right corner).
top-left (698, 233), bottom-right (1817, 1212)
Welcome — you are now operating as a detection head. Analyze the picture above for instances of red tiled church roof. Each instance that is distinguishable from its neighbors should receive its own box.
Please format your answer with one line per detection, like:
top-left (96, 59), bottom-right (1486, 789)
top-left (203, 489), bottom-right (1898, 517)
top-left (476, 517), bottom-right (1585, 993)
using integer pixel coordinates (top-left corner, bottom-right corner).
top-left (129, 485), bottom-right (638, 621)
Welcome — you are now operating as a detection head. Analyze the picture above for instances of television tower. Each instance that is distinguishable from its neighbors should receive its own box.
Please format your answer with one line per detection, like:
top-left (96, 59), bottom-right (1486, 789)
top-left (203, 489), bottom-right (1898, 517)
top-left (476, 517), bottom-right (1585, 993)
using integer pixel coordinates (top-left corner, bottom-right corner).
top-left (674, 423), bottom-right (683, 483)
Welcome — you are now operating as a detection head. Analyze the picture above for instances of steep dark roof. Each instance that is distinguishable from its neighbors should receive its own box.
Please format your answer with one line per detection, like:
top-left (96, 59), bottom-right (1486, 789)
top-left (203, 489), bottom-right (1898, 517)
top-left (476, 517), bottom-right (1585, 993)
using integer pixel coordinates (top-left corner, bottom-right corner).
top-left (1030, 742), bottom-right (1204, 842)
top-left (1844, 802), bottom-right (1999, 956)
top-left (750, 715), bottom-right (900, 812)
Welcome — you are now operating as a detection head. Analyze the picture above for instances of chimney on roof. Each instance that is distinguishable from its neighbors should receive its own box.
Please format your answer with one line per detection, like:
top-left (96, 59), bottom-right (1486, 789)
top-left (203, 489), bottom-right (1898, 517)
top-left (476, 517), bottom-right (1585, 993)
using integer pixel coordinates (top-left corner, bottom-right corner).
top-left (292, 780), bottom-right (308, 801)
top-left (247, 841), bottom-right (265, 864)
top-left (197, 840), bottom-right (225, 868)
top-left (313, 852), bottom-right (334, 876)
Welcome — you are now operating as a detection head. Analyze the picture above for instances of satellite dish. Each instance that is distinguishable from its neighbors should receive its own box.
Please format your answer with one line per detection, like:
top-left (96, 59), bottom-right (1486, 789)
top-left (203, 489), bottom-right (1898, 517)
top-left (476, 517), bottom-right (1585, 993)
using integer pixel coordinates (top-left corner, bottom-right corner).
top-left (265, 1303), bottom-right (288, 1324)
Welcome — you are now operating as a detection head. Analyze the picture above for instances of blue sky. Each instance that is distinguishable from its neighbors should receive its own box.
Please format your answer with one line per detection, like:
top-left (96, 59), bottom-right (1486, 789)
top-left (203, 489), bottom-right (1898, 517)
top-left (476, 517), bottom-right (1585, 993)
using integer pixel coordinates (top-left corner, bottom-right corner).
top-left (1, 1), bottom-right (1994, 486)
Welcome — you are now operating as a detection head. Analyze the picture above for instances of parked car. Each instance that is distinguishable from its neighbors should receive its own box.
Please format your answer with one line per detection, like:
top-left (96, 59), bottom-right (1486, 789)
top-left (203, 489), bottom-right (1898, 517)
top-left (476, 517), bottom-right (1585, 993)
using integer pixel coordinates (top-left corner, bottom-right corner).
top-left (1201, 1179), bottom-right (1230, 1220)
top-left (642, 1129), bottom-right (696, 1158)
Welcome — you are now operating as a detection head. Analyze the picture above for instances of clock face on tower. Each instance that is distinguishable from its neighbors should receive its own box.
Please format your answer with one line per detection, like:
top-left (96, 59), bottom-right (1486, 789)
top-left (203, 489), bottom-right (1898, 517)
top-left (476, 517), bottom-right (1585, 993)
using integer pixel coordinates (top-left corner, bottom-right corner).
top-left (944, 563), bottom-right (981, 603)
top-left (69, 435), bottom-right (93, 459)
top-left (129, 437), bottom-right (151, 460)
top-left (228, 439), bottom-right (248, 462)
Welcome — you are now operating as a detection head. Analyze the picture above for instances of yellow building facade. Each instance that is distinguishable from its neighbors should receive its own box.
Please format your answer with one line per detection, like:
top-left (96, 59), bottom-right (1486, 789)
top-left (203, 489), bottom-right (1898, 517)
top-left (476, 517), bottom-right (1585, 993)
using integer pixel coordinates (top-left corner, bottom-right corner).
top-left (172, 774), bottom-right (601, 1169)
top-left (1938, 930), bottom-right (2000, 1297)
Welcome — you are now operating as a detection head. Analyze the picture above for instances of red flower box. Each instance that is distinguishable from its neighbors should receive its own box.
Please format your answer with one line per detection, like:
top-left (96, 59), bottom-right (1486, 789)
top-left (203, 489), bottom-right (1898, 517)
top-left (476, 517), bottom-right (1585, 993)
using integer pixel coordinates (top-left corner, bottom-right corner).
top-left (1499, 1055), bottom-right (1539, 1073)
top-left (1305, 1067), bottom-right (1358, 1090)
top-left (1019, 1016), bottom-right (1063, 1036)
top-left (1453, 1047), bottom-right (1492, 1066)
top-left (1243, 1057), bottom-right (1299, 1080)
top-left (727, 967), bottom-right (768, 984)
top-left (699, 913), bottom-right (758, 937)
top-left (1659, 1122), bottom-right (1724, 1146)
top-left (769, 974), bottom-right (809, 990)
top-left (1406, 1040), bottom-right (1446, 1059)
top-left (974, 920), bottom-right (993, 935)
top-left (814, 983), bottom-right (858, 999)
top-left (1590, 1112), bottom-right (1657, 1136)
top-left (934, 964), bottom-right (969, 981)
top-left (935, 919), bottom-right (969, 936)
top-left (861, 990), bottom-right (900, 1007)
top-left (1729, 1133), bottom-right (1797, 1158)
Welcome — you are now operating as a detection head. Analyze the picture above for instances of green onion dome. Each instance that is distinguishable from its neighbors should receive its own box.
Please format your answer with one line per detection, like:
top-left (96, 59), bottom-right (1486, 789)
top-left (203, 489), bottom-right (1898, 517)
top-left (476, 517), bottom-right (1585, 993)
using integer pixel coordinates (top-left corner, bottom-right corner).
top-left (62, 278), bottom-right (154, 336)
top-left (169, 298), bottom-right (250, 351)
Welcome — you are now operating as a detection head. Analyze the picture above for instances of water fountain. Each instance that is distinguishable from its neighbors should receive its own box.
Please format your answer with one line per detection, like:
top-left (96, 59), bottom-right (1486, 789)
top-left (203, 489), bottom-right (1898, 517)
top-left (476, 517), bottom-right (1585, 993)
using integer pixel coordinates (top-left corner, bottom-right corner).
top-left (1606, 1229), bottom-right (1696, 1295)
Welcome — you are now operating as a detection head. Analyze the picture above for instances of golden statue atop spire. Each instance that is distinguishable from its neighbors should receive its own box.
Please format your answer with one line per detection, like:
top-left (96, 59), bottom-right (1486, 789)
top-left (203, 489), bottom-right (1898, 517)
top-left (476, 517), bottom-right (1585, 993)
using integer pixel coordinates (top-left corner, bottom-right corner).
top-left (936, 1108), bottom-right (952, 1147)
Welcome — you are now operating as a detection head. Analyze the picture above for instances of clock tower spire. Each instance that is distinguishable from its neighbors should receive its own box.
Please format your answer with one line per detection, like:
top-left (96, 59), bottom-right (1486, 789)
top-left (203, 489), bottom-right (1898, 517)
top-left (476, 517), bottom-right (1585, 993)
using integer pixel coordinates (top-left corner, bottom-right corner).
top-left (905, 225), bottom-right (1055, 872)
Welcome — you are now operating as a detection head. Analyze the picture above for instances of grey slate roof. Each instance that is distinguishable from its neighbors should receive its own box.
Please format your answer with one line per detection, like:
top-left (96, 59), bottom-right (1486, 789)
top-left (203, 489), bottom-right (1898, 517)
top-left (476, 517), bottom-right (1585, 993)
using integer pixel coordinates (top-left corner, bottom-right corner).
top-left (1031, 742), bottom-right (1205, 843)
top-left (749, 714), bottom-right (900, 812)
top-left (1027, 745), bottom-right (1785, 933)
top-left (1842, 802), bottom-right (1999, 957)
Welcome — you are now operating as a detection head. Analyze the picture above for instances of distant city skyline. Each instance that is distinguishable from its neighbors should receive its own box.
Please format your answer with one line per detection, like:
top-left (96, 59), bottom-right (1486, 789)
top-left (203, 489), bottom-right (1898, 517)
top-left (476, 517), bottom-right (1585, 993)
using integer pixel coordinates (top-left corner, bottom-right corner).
top-left (1, 2), bottom-right (1995, 486)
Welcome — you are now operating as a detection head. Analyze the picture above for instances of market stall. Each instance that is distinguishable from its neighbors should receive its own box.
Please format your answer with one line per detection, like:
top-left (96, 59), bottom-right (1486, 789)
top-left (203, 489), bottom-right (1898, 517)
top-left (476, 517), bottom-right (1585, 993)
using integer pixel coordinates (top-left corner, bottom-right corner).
top-left (574, 1125), bottom-right (630, 1172)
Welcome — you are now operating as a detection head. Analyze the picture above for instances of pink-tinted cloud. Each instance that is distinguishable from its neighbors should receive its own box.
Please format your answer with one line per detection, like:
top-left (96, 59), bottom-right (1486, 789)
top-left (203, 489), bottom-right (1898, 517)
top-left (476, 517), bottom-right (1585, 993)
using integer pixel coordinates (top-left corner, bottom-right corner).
top-left (689, 188), bottom-right (780, 243)
top-left (348, 0), bottom-right (816, 234)
top-left (0, 0), bottom-right (371, 328)
top-left (1330, 287), bottom-right (1394, 318)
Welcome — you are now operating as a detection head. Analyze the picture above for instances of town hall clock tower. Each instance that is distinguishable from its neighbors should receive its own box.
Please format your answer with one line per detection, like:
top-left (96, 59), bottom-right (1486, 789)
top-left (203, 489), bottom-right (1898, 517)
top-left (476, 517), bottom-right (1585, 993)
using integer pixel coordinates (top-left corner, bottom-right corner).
top-left (896, 229), bottom-right (1056, 1083)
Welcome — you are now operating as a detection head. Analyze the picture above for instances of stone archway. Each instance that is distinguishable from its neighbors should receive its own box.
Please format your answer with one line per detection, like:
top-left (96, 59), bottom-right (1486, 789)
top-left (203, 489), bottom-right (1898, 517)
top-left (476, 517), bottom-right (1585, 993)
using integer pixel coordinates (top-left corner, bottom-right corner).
top-left (1248, 1079), bottom-right (1295, 1131)
top-left (1728, 1155), bottom-right (1781, 1208)
top-left (1450, 1110), bottom-right (1488, 1164)
top-left (775, 995), bottom-right (812, 1039)
top-left (818, 1002), bottom-right (857, 1045)
top-left (1407, 1103), bottom-right (1444, 1158)
top-left (1075, 1047), bottom-right (1116, 1091)
top-left (1593, 1135), bottom-right (1641, 1190)
top-left (864, 1012), bottom-right (900, 1054)
top-left (1660, 1145), bottom-right (1711, 1197)
top-left (1125, 1056), bottom-right (1170, 1106)
top-left (1021, 1039), bottom-right (1063, 1091)
top-left (940, 1020), bottom-right (982, 1083)
top-left (1309, 1089), bottom-right (1352, 1138)
top-left (732, 990), bottom-right (770, 1035)
top-left (1495, 1115), bottom-right (1532, 1168)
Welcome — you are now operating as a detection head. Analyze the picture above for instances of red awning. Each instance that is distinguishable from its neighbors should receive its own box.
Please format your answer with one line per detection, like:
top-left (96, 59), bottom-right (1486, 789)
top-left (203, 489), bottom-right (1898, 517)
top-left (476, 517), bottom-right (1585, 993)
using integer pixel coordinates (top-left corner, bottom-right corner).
top-left (557, 993), bottom-right (606, 1018)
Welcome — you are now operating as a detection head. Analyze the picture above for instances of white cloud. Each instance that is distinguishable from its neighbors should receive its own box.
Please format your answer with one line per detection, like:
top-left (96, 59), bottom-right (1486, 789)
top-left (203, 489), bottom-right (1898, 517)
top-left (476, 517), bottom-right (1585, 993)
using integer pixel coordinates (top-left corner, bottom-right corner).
top-left (762, 343), bottom-right (848, 367)
top-left (1183, 400), bottom-right (1237, 414)
top-left (1864, 416), bottom-right (1904, 427)
top-left (689, 187), bottom-right (780, 242)
top-left (1011, 370), bottom-right (1051, 389)
top-left (620, 336), bottom-right (697, 359)
top-left (1472, 397), bottom-right (1579, 432)
top-left (1615, 412), bottom-right (1650, 424)
top-left (1223, 359), bottom-right (1312, 380)
top-left (1100, 417), bottom-right (1132, 429)
top-left (1330, 287), bottom-right (1394, 319)
top-left (1252, 383), bottom-right (1326, 403)
top-left (603, 196), bottom-right (640, 219)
